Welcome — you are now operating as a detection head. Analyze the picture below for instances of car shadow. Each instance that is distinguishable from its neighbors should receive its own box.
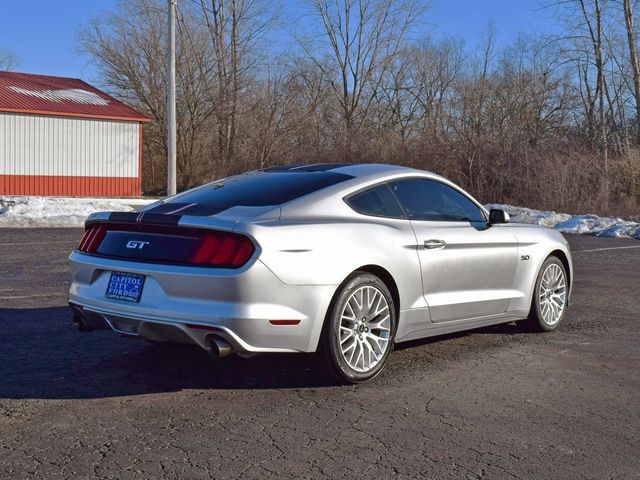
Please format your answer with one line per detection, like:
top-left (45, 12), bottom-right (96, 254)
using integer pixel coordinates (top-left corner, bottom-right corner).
top-left (0, 306), bottom-right (339, 400)
top-left (0, 307), bottom-right (529, 400)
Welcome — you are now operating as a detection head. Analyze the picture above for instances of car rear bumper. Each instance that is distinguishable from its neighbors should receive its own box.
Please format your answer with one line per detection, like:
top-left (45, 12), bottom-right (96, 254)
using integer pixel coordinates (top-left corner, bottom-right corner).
top-left (68, 251), bottom-right (337, 353)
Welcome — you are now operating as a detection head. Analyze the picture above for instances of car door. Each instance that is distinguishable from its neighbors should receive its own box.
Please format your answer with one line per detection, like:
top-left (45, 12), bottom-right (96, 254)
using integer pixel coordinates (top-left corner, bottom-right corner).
top-left (388, 177), bottom-right (519, 323)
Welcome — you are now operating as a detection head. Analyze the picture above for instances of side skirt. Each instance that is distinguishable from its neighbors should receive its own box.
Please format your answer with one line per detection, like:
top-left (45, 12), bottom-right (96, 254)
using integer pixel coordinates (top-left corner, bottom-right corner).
top-left (394, 313), bottom-right (524, 344)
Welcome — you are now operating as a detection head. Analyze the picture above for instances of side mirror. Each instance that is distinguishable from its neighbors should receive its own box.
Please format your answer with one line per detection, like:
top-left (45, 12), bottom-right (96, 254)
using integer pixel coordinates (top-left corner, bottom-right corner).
top-left (489, 208), bottom-right (510, 225)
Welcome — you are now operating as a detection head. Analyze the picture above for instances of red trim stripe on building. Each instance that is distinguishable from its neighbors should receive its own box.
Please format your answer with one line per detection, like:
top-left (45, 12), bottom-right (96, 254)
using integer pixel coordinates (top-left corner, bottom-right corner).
top-left (0, 175), bottom-right (141, 197)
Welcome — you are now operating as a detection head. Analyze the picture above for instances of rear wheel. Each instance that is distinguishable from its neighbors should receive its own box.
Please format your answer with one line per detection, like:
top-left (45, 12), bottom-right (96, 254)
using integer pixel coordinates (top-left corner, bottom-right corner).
top-left (321, 273), bottom-right (396, 383)
top-left (519, 256), bottom-right (568, 332)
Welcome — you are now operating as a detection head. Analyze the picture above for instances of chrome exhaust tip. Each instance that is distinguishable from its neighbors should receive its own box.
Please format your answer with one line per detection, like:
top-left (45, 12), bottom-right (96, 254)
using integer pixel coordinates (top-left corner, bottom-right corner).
top-left (69, 303), bottom-right (110, 332)
top-left (72, 312), bottom-right (92, 332)
top-left (70, 304), bottom-right (92, 332)
top-left (208, 336), bottom-right (233, 358)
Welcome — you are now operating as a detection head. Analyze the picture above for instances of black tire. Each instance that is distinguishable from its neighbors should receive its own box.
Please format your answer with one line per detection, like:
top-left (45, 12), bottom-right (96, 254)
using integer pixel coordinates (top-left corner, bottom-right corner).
top-left (518, 256), bottom-right (568, 332)
top-left (320, 272), bottom-right (397, 384)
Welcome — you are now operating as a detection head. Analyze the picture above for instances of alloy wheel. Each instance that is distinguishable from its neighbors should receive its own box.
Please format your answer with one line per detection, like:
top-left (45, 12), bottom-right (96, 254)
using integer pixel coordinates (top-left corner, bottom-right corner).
top-left (338, 285), bottom-right (391, 373)
top-left (538, 263), bottom-right (567, 326)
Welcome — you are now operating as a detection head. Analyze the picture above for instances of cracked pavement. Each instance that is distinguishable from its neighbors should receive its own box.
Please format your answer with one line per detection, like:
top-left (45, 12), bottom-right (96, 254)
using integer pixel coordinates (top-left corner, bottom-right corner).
top-left (1, 229), bottom-right (639, 479)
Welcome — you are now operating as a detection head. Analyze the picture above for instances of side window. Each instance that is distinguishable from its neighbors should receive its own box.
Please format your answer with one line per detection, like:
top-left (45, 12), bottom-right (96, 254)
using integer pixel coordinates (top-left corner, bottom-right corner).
top-left (346, 184), bottom-right (405, 218)
top-left (389, 178), bottom-right (486, 222)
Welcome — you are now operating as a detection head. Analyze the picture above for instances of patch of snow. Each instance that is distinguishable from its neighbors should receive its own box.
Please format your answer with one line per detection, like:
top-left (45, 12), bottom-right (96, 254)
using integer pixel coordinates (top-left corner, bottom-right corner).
top-left (487, 204), bottom-right (640, 239)
top-left (8, 86), bottom-right (110, 106)
top-left (486, 204), bottom-right (572, 228)
top-left (1, 195), bottom-right (638, 238)
top-left (0, 196), bottom-right (157, 228)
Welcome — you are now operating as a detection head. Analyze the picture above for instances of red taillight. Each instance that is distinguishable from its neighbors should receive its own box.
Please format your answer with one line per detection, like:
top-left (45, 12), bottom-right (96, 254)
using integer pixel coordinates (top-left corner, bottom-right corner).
top-left (190, 232), bottom-right (255, 267)
top-left (76, 223), bottom-right (255, 268)
top-left (77, 224), bottom-right (107, 253)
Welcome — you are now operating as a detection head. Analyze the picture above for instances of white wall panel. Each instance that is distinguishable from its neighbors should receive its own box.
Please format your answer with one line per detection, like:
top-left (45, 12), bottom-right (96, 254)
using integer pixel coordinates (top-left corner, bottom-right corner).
top-left (0, 113), bottom-right (139, 177)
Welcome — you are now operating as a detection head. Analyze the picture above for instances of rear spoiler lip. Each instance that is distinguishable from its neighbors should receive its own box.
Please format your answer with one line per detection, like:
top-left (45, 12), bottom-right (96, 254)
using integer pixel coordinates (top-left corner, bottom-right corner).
top-left (84, 211), bottom-right (238, 233)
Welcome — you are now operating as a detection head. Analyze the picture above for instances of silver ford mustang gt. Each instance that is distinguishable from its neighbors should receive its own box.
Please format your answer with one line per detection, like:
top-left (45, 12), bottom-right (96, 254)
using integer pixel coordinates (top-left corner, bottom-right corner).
top-left (69, 163), bottom-right (572, 382)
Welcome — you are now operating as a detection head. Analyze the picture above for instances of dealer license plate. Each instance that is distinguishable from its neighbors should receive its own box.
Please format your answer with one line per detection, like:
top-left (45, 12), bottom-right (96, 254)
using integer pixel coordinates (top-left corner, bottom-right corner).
top-left (105, 271), bottom-right (145, 303)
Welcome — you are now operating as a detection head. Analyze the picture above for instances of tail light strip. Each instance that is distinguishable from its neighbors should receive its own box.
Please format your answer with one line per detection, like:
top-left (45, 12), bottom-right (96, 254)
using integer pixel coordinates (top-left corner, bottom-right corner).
top-left (77, 224), bottom-right (106, 253)
top-left (191, 232), bottom-right (255, 267)
top-left (76, 223), bottom-right (255, 268)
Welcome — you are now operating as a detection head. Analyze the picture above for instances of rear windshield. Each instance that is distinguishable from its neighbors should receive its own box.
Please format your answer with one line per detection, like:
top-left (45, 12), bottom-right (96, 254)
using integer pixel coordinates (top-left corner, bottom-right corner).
top-left (166, 171), bottom-right (353, 207)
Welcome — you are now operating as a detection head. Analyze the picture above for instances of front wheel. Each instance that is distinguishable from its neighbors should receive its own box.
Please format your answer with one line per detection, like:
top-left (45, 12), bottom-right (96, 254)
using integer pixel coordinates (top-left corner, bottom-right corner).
top-left (519, 256), bottom-right (568, 332)
top-left (321, 273), bottom-right (396, 383)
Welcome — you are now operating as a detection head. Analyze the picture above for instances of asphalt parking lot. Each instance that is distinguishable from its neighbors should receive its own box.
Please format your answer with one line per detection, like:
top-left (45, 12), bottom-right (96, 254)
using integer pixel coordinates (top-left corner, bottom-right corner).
top-left (1, 229), bottom-right (639, 479)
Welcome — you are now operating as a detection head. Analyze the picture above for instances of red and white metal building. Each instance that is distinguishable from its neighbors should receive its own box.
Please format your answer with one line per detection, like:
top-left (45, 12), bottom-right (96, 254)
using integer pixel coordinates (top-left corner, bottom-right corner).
top-left (0, 71), bottom-right (150, 197)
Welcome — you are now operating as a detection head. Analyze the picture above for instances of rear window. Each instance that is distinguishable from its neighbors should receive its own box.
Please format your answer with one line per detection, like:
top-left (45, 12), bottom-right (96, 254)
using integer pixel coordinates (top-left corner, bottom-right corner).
top-left (166, 171), bottom-right (353, 207)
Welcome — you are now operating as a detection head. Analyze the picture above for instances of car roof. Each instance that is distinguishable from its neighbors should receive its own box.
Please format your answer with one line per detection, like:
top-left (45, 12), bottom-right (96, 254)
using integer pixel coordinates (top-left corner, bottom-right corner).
top-left (269, 162), bottom-right (488, 219)
top-left (134, 162), bottom-right (478, 222)
top-left (262, 162), bottom-right (428, 178)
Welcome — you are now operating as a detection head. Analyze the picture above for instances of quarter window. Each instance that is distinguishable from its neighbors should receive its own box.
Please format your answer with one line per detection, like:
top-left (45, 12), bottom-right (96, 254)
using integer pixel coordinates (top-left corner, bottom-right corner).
top-left (346, 184), bottom-right (405, 218)
top-left (389, 178), bottom-right (486, 222)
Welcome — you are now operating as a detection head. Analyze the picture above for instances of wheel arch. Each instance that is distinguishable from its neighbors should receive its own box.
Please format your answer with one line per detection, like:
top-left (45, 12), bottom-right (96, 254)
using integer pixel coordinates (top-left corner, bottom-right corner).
top-left (317, 264), bottom-right (400, 380)
top-left (319, 264), bottom-right (401, 350)
top-left (351, 265), bottom-right (401, 319)
top-left (549, 249), bottom-right (571, 289)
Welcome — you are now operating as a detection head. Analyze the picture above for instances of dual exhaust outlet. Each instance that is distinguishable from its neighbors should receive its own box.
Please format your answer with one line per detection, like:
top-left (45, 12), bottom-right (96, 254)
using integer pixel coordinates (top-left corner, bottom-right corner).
top-left (71, 303), bottom-right (234, 358)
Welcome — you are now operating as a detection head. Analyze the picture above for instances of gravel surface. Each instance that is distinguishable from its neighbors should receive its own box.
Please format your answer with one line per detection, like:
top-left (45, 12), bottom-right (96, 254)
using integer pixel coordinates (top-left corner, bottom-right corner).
top-left (1, 229), bottom-right (639, 479)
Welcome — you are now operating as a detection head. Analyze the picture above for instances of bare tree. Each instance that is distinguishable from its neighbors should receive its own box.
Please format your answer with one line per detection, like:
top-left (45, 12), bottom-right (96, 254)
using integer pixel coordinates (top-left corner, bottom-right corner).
top-left (242, 68), bottom-right (298, 169)
top-left (623, 0), bottom-right (640, 143)
top-left (555, 0), bottom-right (613, 205)
top-left (77, 0), bottom-right (640, 215)
top-left (79, 0), bottom-right (216, 191)
top-left (0, 47), bottom-right (20, 70)
top-left (194, 0), bottom-right (278, 166)
top-left (371, 37), bottom-right (465, 144)
top-left (287, 57), bottom-right (340, 156)
top-left (578, 0), bottom-right (609, 205)
top-left (299, 0), bottom-right (427, 159)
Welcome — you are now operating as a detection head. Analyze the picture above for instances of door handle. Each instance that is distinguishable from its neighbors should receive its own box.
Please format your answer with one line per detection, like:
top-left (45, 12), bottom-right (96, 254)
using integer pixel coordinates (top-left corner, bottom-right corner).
top-left (424, 239), bottom-right (446, 250)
